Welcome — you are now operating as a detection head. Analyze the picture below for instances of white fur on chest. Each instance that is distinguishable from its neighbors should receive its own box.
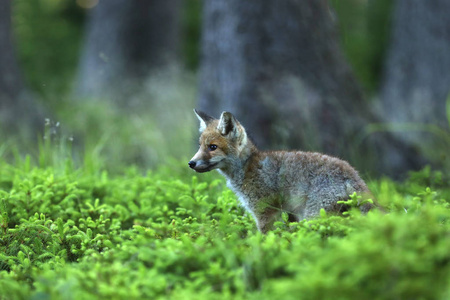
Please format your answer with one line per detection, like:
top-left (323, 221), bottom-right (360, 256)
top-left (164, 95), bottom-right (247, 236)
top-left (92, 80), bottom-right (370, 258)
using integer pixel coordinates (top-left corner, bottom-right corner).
top-left (228, 180), bottom-right (251, 209)
top-left (218, 169), bottom-right (254, 214)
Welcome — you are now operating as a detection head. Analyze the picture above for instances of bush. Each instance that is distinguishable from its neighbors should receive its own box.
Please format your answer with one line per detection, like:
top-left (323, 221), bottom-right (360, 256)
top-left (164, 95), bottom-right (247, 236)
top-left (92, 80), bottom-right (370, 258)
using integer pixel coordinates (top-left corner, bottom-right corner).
top-left (0, 160), bottom-right (449, 299)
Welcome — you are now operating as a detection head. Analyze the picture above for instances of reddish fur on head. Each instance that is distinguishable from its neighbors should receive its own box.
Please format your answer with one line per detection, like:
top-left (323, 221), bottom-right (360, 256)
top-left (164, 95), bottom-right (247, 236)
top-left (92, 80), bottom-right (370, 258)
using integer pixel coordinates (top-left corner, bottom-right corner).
top-left (189, 110), bottom-right (249, 173)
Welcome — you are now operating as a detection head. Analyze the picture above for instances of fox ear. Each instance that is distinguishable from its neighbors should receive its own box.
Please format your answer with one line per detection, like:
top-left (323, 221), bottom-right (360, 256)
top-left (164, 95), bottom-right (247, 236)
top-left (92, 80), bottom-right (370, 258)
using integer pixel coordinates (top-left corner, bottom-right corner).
top-left (194, 109), bottom-right (214, 133)
top-left (217, 111), bottom-right (239, 136)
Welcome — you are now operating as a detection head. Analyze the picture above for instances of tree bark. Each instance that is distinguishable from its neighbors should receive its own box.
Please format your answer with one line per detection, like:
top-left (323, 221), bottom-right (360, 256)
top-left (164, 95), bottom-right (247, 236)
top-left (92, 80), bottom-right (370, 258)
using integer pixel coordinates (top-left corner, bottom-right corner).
top-left (0, 0), bottom-right (47, 136)
top-left (75, 0), bottom-right (181, 105)
top-left (199, 1), bottom-right (364, 149)
top-left (380, 0), bottom-right (450, 163)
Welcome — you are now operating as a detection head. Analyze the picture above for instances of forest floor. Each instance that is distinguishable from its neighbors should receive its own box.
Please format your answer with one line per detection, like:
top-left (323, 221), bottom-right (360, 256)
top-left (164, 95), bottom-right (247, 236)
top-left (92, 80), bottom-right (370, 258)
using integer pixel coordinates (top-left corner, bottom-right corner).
top-left (1, 151), bottom-right (450, 299)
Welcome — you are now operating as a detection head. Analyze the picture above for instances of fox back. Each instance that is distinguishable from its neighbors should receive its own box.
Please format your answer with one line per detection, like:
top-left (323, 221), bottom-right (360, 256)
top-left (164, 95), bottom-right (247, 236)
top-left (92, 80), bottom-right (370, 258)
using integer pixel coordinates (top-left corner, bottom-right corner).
top-left (189, 110), bottom-right (373, 233)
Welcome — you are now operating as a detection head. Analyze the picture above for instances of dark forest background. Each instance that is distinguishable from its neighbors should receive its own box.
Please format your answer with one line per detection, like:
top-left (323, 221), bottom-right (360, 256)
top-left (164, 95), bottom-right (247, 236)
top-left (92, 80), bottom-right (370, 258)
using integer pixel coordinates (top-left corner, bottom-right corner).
top-left (1, 0), bottom-right (449, 177)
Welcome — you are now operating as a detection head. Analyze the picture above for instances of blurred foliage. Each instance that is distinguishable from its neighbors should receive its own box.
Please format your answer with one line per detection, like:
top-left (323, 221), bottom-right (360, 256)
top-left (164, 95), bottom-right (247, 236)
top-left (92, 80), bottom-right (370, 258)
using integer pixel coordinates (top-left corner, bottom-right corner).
top-left (0, 72), bottom-right (198, 173)
top-left (0, 150), bottom-right (450, 299)
top-left (12, 0), bottom-right (85, 98)
top-left (11, 0), bottom-right (203, 98)
top-left (62, 71), bottom-right (198, 172)
top-left (181, 0), bottom-right (202, 70)
top-left (10, 1), bottom-right (201, 172)
top-left (365, 95), bottom-right (450, 170)
top-left (330, 0), bottom-right (393, 94)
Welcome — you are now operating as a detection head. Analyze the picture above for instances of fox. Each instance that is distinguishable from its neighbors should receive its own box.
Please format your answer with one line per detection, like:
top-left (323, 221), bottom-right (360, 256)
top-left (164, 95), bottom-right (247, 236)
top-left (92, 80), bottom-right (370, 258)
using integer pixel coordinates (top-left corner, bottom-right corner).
top-left (188, 110), bottom-right (374, 233)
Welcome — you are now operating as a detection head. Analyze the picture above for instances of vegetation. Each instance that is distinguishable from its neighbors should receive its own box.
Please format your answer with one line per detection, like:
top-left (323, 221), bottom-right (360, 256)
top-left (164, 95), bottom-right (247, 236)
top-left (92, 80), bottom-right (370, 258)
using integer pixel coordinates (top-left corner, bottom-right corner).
top-left (1, 144), bottom-right (449, 299)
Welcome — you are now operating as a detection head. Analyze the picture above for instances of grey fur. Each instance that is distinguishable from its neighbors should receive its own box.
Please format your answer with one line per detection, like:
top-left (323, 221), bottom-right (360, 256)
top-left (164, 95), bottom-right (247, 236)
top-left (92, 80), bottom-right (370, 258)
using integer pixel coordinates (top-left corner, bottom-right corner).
top-left (190, 111), bottom-right (373, 233)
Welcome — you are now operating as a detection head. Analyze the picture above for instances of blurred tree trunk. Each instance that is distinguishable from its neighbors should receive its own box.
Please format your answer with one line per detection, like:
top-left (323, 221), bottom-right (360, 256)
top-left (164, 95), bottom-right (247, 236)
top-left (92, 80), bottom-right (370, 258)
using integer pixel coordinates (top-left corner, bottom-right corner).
top-left (198, 0), bottom-right (422, 175)
top-left (0, 0), bottom-right (47, 136)
top-left (75, 0), bottom-right (181, 106)
top-left (380, 0), bottom-right (450, 164)
top-left (200, 1), bottom-right (364, 149)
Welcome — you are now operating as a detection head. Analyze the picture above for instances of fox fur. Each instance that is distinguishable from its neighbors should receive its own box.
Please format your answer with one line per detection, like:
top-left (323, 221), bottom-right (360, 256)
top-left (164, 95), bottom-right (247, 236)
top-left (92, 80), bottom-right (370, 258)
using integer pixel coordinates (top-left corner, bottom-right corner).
top-left (189, 110), bottom-right (373, 233)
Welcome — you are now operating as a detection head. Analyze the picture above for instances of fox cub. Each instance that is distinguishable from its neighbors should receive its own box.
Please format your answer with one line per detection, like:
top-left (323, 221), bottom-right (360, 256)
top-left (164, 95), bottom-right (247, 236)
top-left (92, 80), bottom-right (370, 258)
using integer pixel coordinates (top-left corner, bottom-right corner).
top-left (189, 110), bottom-right (373, 233)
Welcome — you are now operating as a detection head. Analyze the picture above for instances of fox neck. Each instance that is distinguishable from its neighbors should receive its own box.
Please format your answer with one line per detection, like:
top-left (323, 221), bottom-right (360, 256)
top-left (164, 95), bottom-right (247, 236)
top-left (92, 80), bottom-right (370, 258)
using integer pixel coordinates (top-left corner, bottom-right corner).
top-left (218, 139), bottom-right (258, 185)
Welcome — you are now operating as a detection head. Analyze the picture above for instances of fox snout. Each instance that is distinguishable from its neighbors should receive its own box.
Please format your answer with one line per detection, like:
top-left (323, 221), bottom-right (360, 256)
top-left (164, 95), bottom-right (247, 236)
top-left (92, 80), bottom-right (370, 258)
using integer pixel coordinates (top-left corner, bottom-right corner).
top-left (187, 158), bottom-right (217, 173)
top-left (189, 146), bottom-right (222, 173)
top-left (188, 149), bottom-right (207, 172)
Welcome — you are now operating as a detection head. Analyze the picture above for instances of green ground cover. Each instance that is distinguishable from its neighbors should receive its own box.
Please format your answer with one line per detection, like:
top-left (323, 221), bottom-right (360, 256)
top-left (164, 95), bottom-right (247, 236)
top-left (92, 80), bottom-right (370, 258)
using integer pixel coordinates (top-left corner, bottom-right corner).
top-left (0, 157), bottom-right (449, 299)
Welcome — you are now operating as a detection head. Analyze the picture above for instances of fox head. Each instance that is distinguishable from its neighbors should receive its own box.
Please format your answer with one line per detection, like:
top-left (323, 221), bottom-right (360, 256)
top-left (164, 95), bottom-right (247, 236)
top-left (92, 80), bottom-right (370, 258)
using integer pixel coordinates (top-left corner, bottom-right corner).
top-left (188, 109), bottom-right (249, 173)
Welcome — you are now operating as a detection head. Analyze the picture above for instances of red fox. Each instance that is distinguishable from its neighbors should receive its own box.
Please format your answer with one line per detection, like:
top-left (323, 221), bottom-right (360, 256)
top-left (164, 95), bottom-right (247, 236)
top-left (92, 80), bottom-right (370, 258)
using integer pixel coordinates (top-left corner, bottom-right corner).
top-left (189, 110), bottom-right (373, 233)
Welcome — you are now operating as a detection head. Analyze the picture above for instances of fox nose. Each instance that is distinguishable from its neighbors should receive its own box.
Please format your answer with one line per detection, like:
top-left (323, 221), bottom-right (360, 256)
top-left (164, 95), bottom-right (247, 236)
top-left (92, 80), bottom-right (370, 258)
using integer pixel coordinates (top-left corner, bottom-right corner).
top-left (188, 161), bottom-right (196, 169)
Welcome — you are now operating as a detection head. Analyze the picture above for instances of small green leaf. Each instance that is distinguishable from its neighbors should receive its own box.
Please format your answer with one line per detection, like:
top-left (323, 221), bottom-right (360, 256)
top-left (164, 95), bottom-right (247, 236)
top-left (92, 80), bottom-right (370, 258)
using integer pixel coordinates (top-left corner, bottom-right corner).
top-left (281, 212), bottom-right (289, 223)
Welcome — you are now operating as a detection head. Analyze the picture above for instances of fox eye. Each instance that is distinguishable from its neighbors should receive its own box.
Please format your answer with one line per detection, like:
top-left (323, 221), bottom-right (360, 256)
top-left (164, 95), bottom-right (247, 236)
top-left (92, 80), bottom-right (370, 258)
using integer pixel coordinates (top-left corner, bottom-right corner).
top-left (208, 144), bottom-right (218, 151)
